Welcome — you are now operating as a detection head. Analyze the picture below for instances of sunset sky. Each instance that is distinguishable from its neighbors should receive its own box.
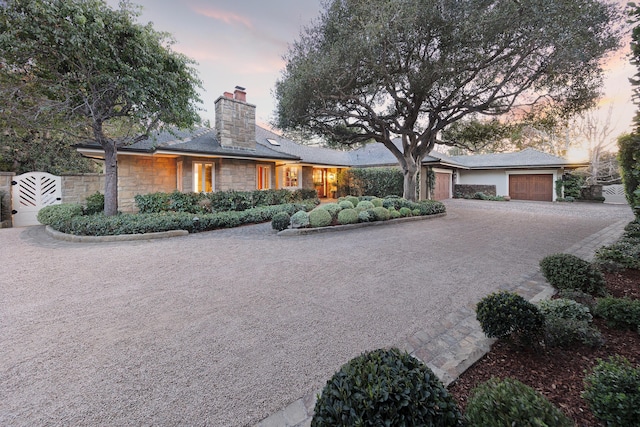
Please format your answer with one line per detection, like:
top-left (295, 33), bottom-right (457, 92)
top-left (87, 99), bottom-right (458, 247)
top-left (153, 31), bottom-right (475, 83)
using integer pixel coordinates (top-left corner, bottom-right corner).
top-left (106, 0), bottom-right (636, 140)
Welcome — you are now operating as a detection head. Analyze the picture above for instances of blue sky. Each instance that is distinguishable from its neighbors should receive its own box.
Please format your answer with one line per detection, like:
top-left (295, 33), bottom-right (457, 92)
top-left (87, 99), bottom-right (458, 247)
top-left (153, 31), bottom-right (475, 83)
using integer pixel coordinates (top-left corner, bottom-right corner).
top-left (107, 0), bottom-right (635, 138)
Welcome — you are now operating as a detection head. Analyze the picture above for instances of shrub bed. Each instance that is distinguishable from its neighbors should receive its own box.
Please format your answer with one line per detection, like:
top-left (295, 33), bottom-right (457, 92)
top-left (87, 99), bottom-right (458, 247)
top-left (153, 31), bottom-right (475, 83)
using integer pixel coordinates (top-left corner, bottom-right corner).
top-left (539, 253), bottom-right (607, 296)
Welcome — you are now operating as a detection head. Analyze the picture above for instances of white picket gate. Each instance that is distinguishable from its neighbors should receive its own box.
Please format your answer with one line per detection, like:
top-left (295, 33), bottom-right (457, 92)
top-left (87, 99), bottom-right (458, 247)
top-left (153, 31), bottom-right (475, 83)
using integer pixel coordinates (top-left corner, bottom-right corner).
top-left (602, 184), bottom-right (627, 205)
top-left (11, 172), bottom-right (62, 227)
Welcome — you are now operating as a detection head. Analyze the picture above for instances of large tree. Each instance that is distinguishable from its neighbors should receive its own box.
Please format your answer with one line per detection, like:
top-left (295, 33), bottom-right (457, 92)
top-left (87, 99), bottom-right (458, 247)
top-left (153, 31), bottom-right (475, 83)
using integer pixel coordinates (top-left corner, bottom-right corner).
top-left (275, 0), bottom-right (622, 200)
top-left (0, 0), bottom-right (201, 215)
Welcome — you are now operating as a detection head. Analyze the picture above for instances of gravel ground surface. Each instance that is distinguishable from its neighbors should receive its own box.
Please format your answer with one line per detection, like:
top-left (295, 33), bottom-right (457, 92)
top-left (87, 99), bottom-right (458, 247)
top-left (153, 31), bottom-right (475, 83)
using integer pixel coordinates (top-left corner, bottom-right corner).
top-left (0, 199), bottom-right (633, 426)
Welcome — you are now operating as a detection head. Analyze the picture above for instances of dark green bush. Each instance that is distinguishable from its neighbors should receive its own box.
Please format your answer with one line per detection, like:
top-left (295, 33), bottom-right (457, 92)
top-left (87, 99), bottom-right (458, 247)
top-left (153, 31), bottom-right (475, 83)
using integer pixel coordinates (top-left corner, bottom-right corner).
top-left (337, 167), bottom-right (403, 197)
top-left (416, 200), bottom-right (446, 215)
top-left (37, 203), bottom-right (84, 228)
top-left (539, 253), bottom-right (607, 296)
top-left (311, 348), bottom-right (463, 427)
top-left (595, 297), bottom-right (640, 331)
top-left (271, 211), bottom-right (290, 231)
top-left (465, 377), bottom-right (572, 427)
top-left (399, 207), bottom-right (412, 217)
top-left (84, 191), bottom-right (104, 215)
top-left (618, 132), bottom-right (640, 217)
top-left (134, 191), bottom-right (173, 213)
top-left (476, 291), bottom-right (545, 347)
top-left (583, 356), bottom-right (640, 426)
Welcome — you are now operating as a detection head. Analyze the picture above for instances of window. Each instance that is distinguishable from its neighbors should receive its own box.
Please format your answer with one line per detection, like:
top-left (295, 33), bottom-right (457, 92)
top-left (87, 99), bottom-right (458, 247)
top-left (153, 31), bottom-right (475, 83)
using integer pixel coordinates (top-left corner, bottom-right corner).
top-left (284, 166), bottom-right (299, 187)
top-left (266, 138), bottom-right (280, 146)
top-left (257, 165), bottom-right (270, 190)
top-left (193, 162), bottom-right (214, 192)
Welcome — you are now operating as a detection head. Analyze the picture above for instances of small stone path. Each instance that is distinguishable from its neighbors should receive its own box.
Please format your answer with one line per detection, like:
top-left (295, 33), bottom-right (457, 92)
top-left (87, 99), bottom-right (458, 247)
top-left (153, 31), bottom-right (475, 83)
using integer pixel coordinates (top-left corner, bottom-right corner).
top-left (256, 218), bottom-right (630, 427)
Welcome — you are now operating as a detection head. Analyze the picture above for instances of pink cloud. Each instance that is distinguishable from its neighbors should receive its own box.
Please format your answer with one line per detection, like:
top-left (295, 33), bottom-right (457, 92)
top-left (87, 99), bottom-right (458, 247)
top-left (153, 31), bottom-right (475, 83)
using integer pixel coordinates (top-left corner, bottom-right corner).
top-left (192, 6), bottom-right (253, 29)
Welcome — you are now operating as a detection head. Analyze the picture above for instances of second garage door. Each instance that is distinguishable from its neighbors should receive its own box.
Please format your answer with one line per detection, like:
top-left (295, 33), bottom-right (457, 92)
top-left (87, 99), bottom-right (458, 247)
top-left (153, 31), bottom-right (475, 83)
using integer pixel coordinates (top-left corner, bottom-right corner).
top-left (509, 174), bottom-right (553, 201)
top-left (434, 172), bottom-right (451, 200)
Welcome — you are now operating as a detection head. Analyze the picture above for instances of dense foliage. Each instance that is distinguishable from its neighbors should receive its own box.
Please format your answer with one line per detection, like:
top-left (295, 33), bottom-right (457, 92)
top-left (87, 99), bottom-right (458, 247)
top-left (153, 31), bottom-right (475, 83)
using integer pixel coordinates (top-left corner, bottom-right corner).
top-left (275, 0), bottom-right (621, 200)
top-left (336, 168), bottom-right (403, 198)
top-left (618, 133), bottom-right (640, 217)
top-left (595, 297), bottom-right (640, 331)
top-left (538, 298), bottom-right (602, 347)
top-left (0, 0), bottom-right (202, 215)
top-left (595, 218), bottom-right (640, 270)
top-left (539, 253), bottom-right (607, 296)
top-left (311, 348), bottom-right (463, 426)
top-left (583, 356), bottom-right (640, 426)
top-left (476, 291), bottom-right (545, 347)
top-left (465, 377), bottom-right (573, 427)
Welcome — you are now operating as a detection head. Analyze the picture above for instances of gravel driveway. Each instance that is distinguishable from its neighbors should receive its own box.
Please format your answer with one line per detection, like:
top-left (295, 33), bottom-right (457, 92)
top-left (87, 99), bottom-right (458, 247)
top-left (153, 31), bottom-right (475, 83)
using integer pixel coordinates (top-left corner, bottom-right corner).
top-left (0, 200), bottom-right (633, 426)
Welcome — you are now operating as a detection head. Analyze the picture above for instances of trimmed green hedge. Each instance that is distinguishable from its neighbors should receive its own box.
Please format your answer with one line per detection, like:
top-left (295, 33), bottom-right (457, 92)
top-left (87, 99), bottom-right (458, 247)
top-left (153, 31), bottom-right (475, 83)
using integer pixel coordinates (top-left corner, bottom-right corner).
top-left (39, 202), bottom-right (314, 236)
top-left (337, 167), bottom-right (404, 198)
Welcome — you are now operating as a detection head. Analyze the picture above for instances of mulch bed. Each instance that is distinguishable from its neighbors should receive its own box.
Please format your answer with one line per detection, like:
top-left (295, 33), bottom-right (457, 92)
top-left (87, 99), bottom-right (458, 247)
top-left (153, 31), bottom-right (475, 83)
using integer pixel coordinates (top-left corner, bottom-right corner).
top-left (447, 269), bottom-right (640, 426)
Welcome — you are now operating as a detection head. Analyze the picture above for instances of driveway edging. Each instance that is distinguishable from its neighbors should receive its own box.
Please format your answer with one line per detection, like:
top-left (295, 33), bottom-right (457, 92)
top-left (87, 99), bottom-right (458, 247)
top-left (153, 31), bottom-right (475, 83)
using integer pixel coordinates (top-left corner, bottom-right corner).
top-left (45, 225), bottom-right (189, 242)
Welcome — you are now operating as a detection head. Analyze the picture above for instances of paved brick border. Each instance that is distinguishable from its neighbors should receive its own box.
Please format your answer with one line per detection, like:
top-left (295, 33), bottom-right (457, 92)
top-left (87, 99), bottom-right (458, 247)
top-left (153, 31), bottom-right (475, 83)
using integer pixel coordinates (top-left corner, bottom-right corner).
top-left (256, 218), bottom-right (630, 427)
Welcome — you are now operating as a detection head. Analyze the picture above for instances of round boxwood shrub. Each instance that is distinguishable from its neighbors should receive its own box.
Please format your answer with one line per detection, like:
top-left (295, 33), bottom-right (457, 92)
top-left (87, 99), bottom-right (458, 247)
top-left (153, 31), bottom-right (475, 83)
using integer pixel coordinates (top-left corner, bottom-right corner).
top-left (358, 210), bottom-right (373, 222)
top-left (538, 298), bottom-right (602, 347)
top-left (311, 348), bottom-right (463, 427)
top-left (539, 253), bottom-right (606, 296)
top-left (290, 210), bottom-right (309, 229)
top-left (338, 200), bottom-right (354, 210)
top-left (37, 203), bottom-right (84, 226)
top-left (476, 291), bottom-right (545, 347)
top-left (412, 208), bottom-right (421, 216)
top-left (583, 356), bottom-right (640, 426)
top-left (399, 207), bottom-right (412, 217)
top-left (356, 200), bottom-right (375, 210)
top-left (465, 377), bottom-right (572, 427)
top-left (337, 208), bottom-right (359, 225)
top-left (371, 197), bottom-right (384, 207)
top-left (345, 195), bottom-right (360, 207)
top-left (319, 202), bottom-right (342, 220)
top-left (372, 206), bottom-right (391, 221)
top-left (309, 208), bottom-right (332, 228)
top-left (271, 211), bottom-right (290, 231)
top-left (389, 208), bottom-right (401, 219)
top-left (84, 191), bottom-right (104, 215)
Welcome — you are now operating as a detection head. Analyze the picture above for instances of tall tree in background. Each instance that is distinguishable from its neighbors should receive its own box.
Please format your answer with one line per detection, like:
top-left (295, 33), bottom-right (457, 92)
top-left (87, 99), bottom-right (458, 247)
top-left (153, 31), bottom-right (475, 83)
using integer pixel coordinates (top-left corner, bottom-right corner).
top-left (275, 0), bottom-right (622, 200)
top-left (0, 0), bottom-right (201, 215)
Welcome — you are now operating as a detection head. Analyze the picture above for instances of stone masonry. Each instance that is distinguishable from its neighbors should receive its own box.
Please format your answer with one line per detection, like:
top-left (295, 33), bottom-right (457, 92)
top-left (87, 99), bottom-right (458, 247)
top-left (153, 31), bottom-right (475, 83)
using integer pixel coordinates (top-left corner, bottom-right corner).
top-left (61, 174), bottom-right (105, 206)
top-left (215, 87), bottom-right (256, 151)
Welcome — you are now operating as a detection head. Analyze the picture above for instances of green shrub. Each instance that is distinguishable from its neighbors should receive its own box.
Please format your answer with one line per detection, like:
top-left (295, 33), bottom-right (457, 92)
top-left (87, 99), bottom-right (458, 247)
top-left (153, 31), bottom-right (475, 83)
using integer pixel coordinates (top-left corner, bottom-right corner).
top-left (412, 208), bottom-right (421, 216)
top-left (624, 220), bottom-right (640, 238)
top-left (465, 377), bottom-right (572, 427)
top-left (290, 210), bottom-right (309, 228)
top-left (84, 192), bottom-right (104, 215)
top-left (416, 200), bottom-right (446, 215)
top-left (539, 253), bottom-right (607, 296)
top-left (271, 211), bottom-right (291, 231)
top-left (357, 210), bottom-right (373, 222)
top-left (476, 291), bottom-right (545, 347)
top-left (389, 209), bottom-right (401, 219)
top-left (538, 298), bottom-right (601, 347)
top-left (338, 200), bottom-right (354, 210)
top-left (618, 133), bottom-right (640, 217)
top-left (292, 188), bottom-right (318, 201)
top-left (345, 195), bottom-right (360, 207)
top-left (311, 348), bottom-right (463, 427)
top-left (583, 356), bottom-right (640, 426)
top-left (595, 297), bottom-right (640, 330)
top-left (336, 167), bottom-right (403, 198)
top-left (318, 202), bottom-right (342, 220)
top-left (134, 192), bottom-right (172, 213)
top-left (337, 208), bottom-right (359, 225)
top-left (556, 289), bottom-right (597, 312)
top-left (372, 206), bottom-right (391, 221)
top-left (399, 207), bottom-right (412, 217)
top-left (37, 203), bottom-right (84, 227)
top-left (595, 240), bottom-right (640, 271)
top-left (371, 197), bottom-right (384, 207)
top-left (356, 200), bottom-right (375, 210)
top-left (309, 208), bottom-right (332, 228)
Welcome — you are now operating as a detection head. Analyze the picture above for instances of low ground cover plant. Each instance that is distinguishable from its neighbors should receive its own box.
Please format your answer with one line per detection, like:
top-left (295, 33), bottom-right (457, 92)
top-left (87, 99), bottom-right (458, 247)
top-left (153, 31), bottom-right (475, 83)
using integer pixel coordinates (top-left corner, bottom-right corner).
top-left (465, 377), bottom-right (573, 427)
top-left (312, 348), bottom-right (463, 426)
top-left (595, 219), bottom-right (640, 271)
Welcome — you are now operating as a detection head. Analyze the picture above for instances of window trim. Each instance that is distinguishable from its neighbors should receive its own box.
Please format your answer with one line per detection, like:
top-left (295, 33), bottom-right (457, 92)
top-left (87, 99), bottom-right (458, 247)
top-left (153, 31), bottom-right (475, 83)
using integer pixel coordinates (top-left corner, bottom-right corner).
top-left (193, 162), bottom-right (215, 193)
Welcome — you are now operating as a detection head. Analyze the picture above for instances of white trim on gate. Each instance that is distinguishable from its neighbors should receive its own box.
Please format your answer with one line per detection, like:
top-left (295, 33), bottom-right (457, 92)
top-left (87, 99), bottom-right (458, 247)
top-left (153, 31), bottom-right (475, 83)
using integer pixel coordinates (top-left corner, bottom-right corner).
top-left (11, 172), bottom-right (62, 227)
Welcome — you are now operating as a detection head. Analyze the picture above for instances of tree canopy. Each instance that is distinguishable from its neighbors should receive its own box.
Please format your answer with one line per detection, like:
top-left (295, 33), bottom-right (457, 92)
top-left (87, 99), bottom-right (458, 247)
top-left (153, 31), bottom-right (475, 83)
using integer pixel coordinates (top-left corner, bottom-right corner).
top-left (275, 0), bottom-right (622, 200)
top-left (0, 0), bottom-right (202, 215)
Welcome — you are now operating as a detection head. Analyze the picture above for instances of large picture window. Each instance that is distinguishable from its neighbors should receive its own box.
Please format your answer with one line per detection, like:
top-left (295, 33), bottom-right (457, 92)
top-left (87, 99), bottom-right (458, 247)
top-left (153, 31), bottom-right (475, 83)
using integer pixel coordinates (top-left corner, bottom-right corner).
top-left (193, 162), bottom-right (214, 192)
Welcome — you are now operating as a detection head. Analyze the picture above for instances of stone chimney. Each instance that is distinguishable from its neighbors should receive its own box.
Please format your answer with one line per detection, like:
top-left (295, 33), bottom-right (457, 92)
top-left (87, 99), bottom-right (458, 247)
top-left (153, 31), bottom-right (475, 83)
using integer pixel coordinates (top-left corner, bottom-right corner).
top-left (214, 86), bottom-right (256, 150)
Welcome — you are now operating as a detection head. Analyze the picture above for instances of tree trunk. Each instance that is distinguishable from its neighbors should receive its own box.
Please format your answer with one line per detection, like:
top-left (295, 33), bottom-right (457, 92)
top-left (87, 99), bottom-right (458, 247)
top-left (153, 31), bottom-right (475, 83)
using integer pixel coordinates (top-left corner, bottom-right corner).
top-left (402, 154), bottom-right (419, 201)
top-left (103, 142), bottom-right (118, 216)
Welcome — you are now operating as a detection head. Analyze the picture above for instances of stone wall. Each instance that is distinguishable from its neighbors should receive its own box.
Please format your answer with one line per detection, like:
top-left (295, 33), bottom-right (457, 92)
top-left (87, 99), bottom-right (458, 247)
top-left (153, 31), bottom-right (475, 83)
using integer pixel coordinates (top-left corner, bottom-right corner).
top-left (454, 184), bottom-right (496, 198)
top-left (118, 156), bottom-right (177, 212)
top-left (0, 172), bottom-right (15, 227)
top-left (218, 158), bottom-right (258, 191)
top-left (61, 174), bottom-right (105, 205)
top-left (214, 90), bottom-right (256, 151)
top-left (302, 166), bottom-right (314, 190)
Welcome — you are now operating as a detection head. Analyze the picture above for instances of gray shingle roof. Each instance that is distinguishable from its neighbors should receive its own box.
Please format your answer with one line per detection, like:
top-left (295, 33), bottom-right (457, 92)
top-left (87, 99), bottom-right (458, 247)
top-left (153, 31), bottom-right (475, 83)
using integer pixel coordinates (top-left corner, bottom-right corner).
top-left (449, 148), bottom-right (580, 168)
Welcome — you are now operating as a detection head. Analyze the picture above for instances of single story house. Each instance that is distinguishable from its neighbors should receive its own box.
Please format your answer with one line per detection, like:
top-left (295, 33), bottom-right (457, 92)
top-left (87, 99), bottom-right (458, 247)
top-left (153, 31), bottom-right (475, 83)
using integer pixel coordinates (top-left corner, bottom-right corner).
top-left (76, 87), bottom-right (587, 211)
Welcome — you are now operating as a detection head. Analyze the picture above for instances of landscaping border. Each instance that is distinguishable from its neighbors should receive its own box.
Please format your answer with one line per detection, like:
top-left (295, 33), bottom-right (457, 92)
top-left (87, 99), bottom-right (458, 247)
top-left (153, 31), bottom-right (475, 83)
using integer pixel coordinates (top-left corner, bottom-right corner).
top-left (45, 225), bottom-right (188, 243)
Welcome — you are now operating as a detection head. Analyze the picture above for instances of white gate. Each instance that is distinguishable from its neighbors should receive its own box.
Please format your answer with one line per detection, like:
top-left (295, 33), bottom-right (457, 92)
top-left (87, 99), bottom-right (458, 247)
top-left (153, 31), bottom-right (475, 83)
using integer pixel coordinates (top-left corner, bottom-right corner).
top-left (603, 184), bottom-right (628, 205)
top-left (11, 172), bottom-right (62, 227)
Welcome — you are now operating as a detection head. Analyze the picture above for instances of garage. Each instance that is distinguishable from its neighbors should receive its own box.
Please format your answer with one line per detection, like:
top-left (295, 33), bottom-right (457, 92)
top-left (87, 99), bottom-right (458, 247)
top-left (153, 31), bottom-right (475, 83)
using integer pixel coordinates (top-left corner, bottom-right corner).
top-left (509, 174), bottom-right (553, 201)
top-left (434, 172), bottom-right (451, 200)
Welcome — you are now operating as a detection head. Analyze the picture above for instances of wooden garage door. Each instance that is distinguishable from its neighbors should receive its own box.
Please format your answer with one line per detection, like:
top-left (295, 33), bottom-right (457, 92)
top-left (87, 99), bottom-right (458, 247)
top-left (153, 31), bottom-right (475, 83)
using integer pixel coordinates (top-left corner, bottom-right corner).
top-left (509, 174), bottom-right (553, 201)
top-left (434, 172), bottom-right (451, 200)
